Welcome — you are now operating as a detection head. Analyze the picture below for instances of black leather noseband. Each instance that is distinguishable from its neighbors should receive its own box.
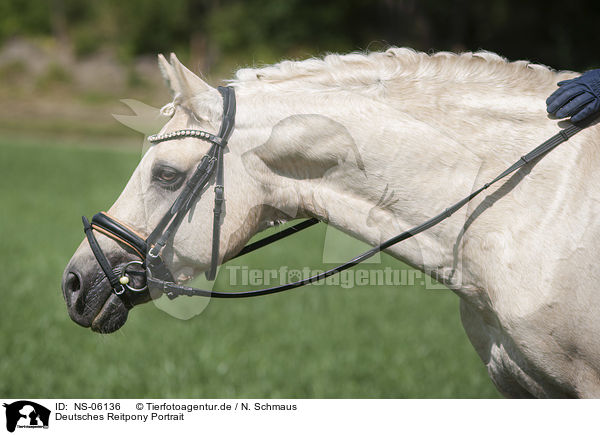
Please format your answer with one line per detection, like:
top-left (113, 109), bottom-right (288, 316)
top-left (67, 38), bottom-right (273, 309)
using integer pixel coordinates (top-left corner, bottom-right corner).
top-left (82, 83), bottom-right (587, 307)
top-left (90, 212), bottom-right (147, 259)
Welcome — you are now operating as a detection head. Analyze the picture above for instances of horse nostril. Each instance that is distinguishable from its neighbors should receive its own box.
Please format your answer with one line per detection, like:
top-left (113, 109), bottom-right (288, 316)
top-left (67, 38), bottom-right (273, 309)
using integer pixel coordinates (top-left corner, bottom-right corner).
top-left (63, 271), bottom-right (82, 309)
top-left (65, 272), bottom-right (81, 293)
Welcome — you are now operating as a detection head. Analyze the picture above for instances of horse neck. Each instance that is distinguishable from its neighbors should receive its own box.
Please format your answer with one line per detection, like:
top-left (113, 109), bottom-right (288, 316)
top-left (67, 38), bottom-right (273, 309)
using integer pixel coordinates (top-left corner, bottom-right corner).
top-left (242, 72), bottom-right (573, 287)
top-left (241, 88), bottom-right (482, 281)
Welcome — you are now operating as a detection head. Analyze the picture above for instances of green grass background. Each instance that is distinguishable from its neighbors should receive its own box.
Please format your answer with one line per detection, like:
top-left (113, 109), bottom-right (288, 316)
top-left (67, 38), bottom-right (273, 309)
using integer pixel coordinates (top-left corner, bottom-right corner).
top-left (0, 137), bottom-right (501, 398)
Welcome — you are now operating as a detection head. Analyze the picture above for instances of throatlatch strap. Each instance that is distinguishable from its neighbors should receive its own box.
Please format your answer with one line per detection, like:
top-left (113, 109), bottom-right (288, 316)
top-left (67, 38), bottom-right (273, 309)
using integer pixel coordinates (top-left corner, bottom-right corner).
top-left (231, 218), bottom-right (320, 260)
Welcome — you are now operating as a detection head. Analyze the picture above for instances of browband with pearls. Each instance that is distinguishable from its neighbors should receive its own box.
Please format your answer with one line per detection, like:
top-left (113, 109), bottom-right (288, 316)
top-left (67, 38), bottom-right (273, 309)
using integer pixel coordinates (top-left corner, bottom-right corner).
top-left (148, 129), bottom-right (223, 145)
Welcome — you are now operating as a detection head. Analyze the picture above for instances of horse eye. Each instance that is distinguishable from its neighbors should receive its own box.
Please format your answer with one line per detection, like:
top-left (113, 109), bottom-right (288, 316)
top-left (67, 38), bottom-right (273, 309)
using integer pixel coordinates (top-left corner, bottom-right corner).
top-left (152, 166), bottom-right (184, 190)
top-left (158, 170), bottom-right (177, 181)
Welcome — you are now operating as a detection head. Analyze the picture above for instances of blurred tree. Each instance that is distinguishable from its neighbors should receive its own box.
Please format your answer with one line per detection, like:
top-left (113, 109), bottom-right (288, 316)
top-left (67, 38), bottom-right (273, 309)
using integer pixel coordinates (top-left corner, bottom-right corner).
top-left (0, 0), bottom-right (52, 41)
top-left (1, 0), bottom-right (599, 71)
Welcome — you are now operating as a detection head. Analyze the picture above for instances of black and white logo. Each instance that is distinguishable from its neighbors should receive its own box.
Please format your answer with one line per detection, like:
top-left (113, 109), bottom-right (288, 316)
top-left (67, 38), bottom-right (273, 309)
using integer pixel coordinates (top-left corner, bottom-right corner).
top-left (3, 401), bottom-right (50, 432)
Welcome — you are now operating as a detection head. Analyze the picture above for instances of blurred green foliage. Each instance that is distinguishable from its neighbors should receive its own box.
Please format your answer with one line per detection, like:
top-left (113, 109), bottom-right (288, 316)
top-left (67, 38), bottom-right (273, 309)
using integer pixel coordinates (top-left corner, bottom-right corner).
top-left (1, 0), bottom-right (599, 71)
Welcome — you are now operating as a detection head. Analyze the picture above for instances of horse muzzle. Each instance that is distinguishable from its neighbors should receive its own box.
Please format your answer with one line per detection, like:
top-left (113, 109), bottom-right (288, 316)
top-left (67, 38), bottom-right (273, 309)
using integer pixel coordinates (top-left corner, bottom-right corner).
top-left (61, 251), bottom-right (134, 334)
top-left (61, 212), bottom-right (162, 333)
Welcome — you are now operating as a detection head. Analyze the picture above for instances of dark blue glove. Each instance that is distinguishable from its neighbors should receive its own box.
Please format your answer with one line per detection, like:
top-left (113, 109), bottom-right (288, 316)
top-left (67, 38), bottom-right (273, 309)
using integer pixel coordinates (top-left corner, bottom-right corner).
top-left (546, 69), bottom-right (600, 123)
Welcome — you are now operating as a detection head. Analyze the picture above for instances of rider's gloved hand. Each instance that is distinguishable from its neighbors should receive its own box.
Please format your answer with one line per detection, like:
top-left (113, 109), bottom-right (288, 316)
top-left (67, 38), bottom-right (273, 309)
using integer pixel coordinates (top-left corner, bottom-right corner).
top-left (546, 69), bottom-right (600, 124)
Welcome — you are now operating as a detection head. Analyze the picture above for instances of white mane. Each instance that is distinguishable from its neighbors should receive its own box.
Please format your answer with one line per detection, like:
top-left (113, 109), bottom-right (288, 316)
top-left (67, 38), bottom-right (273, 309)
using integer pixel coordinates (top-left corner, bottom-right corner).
top-left (231, 47), bottom-right (570, 96)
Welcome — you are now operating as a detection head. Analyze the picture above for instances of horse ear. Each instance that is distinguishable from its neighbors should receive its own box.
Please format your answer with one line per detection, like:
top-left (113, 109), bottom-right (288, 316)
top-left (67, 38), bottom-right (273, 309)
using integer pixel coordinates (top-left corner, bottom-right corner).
top-left (158, 52), bottom-right (215, 100)
top-left (168, 53), bottom-right (221, 121)
top-left (169, 53), bottom-right (213, 98)
top-left (158, 54), bottom-right (179, 97)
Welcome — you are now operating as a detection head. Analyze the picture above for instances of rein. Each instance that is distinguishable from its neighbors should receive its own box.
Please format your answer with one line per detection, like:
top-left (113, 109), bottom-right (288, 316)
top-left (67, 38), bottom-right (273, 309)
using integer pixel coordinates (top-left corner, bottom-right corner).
top-left (82, 86), bottom-right (585, 307)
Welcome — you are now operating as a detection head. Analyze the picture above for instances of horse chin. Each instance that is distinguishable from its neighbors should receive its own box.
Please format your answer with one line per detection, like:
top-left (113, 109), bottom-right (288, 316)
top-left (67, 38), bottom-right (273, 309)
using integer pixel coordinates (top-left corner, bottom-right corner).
top-left (90, 293), bottom-right (130, 334)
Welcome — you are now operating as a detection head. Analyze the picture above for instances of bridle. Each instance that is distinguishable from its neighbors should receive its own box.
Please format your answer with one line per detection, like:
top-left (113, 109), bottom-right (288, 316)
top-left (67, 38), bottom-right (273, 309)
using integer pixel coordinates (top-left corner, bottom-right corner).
top-left (83, 86), bottom-right (237, 307)
top-left (82, 84), bottom-right (586, 308)
top-left (83, 86), bottom-right (319, 307)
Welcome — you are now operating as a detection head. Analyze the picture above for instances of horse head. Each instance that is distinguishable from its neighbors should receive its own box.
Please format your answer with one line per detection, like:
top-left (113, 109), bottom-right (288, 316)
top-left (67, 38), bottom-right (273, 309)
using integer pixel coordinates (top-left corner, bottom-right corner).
top-left (62, 55), bottom-right (274, 332)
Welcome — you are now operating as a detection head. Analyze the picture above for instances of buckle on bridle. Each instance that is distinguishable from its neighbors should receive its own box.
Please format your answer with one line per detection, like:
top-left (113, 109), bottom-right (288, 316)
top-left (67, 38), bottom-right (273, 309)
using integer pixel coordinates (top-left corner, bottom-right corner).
top-left (114, 284), bottom-right (126, 296)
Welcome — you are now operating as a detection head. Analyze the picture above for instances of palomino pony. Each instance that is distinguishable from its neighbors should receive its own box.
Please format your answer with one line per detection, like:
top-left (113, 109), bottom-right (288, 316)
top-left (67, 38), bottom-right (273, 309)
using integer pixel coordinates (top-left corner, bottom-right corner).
top-left (62, 48), bottom-right (600, 398)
